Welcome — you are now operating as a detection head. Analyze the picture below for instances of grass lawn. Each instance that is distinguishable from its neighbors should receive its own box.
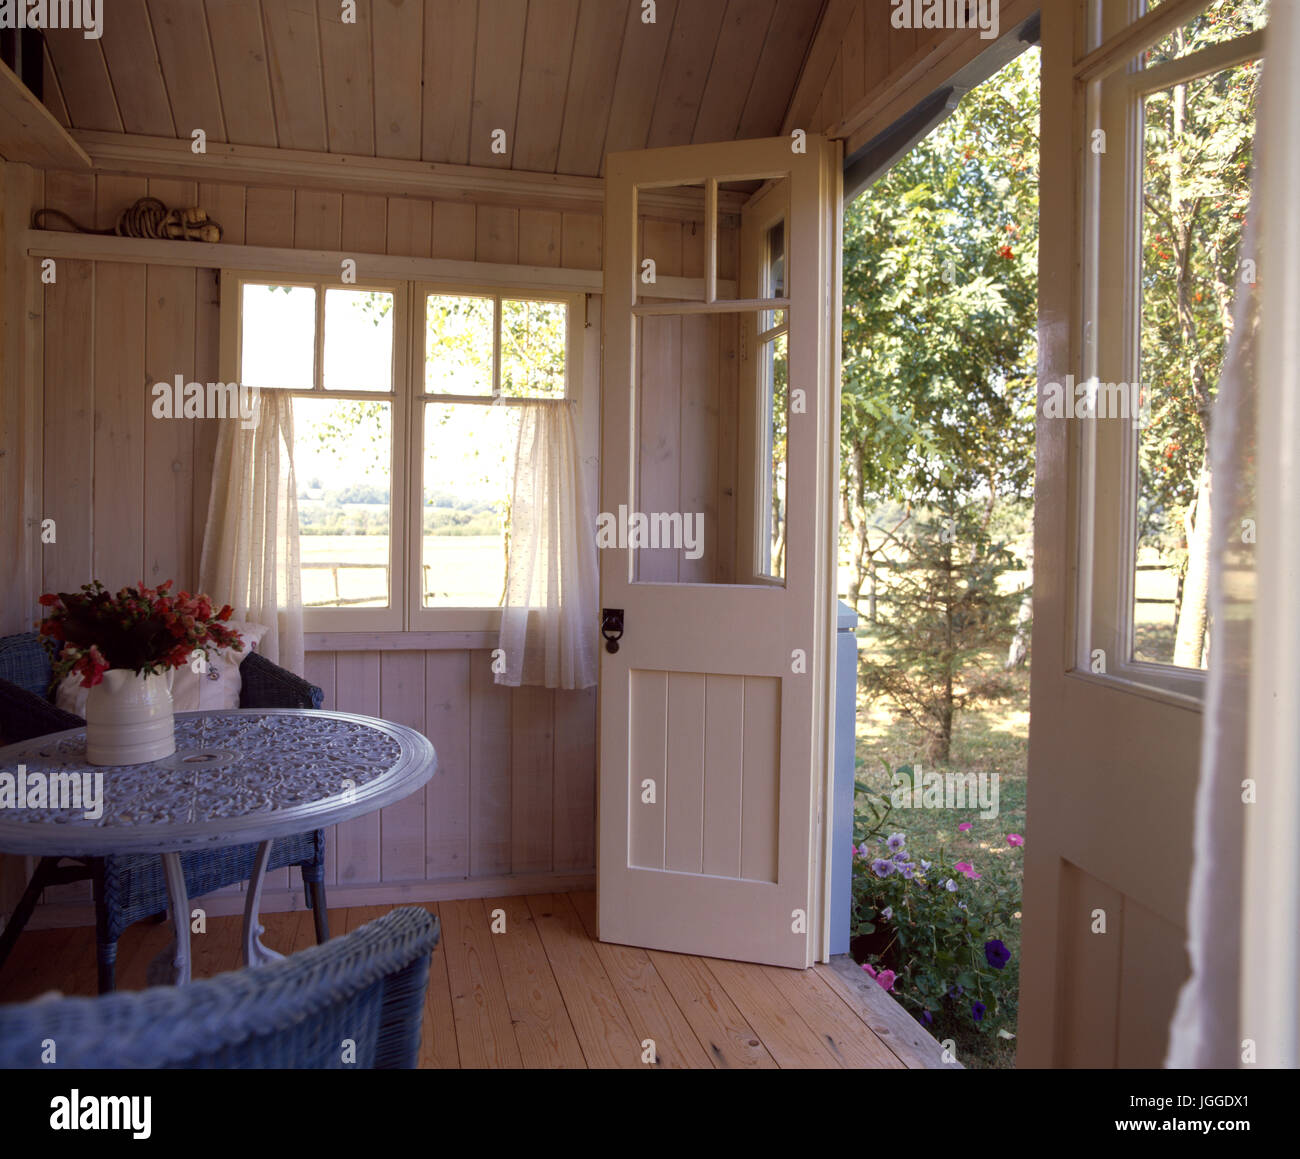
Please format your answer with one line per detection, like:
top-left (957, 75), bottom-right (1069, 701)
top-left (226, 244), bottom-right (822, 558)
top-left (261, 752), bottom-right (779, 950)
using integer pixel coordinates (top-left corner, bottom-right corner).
top-left (853, 635), bottom-right (1030, 1069)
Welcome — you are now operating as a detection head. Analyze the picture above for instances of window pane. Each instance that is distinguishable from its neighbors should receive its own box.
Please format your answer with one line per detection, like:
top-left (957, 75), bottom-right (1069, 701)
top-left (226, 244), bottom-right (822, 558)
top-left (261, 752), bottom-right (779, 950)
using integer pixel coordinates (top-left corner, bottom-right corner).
top-left (241, 283), bottom-right (315, 389)
top-left (760, 331), bottom-right (789, 580)
top-left (425, 293), bottom-right (494, 395)
top-left (500, 299), bottom-right (567, 398)
top-left (421, 402), bottom-right (520, 607)
top-left (1132, 53), bottom-right (1259, 668)
top-left (324, 288), bottom-right (393, 391)
top-left (293, 397), bottom-right (391, 608)
top-left (1144, 0), bottom-right (1267, 68)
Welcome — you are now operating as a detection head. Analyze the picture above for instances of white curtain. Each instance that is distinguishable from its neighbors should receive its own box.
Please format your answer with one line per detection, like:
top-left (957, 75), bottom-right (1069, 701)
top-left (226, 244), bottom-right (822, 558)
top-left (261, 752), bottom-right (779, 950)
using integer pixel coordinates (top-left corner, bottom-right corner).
top-left (496, 401), bottom-right (598, 690)
top-left (199, 391), bottom-right (305, 676)
top-left (1166, 10), bottom-right (1298, 1067)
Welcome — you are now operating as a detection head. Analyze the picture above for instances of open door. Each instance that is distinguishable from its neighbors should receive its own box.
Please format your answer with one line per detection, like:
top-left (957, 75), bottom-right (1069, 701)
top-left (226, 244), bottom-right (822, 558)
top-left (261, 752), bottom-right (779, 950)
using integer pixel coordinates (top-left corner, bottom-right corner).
top-left (597, 135), bottom-right (842, 969)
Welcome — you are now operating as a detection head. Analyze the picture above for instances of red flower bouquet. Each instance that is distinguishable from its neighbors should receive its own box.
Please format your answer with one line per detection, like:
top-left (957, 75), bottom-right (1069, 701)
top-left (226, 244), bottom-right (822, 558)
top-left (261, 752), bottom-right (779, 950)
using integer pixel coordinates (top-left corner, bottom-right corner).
top-left (38, 580), bottom-right (244, 688)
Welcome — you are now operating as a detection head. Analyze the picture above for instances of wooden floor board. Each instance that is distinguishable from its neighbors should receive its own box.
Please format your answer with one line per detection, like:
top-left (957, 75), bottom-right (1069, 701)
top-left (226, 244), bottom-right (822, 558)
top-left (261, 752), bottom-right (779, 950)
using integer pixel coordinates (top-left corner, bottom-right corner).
top-left (483, 894), bottom-right (586, 1068)
top-left (439, 897), bottom-right (524, 1068)
top-left (525, 892), bottom-right (643, 1068)
top-left (568, 891), bottom-right (713, 1069)
top-left (703, 956), bottom-right (844, 1068)
top-left (0, 899), bottom-right (937, 1070)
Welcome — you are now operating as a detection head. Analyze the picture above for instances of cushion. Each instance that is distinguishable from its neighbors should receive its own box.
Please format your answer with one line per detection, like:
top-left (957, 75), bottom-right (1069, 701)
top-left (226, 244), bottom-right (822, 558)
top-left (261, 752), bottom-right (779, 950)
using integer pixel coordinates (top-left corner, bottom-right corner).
top-left (0, 633), bottom-right (53, 698)
top-left (55, 620), bottom-right (269, 716)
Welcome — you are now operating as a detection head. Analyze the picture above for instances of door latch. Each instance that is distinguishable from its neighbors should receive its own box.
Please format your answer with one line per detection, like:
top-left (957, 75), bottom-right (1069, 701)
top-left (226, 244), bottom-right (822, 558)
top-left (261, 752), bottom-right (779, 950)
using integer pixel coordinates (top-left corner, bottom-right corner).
top-left (601, 608), bottom-right (624, 654)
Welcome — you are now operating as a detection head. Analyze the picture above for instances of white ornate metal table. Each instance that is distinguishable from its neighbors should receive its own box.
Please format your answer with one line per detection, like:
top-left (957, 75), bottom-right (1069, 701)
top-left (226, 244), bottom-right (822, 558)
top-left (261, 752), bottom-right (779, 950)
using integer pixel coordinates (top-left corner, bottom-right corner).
top-left (0, 709), bottom-right (437, 985)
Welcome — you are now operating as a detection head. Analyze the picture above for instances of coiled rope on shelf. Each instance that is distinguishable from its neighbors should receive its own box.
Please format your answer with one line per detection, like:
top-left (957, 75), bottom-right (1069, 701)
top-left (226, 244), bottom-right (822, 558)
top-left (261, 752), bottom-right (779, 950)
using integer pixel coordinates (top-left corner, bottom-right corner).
top-left (32, 197), bottom-right (223, 242)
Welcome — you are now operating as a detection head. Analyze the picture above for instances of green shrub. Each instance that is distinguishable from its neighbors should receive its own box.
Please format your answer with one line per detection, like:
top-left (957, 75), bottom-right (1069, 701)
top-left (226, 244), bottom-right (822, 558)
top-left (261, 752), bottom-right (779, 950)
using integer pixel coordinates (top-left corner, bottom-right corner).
top-left (850, 769), bottom-right (1022, 1041)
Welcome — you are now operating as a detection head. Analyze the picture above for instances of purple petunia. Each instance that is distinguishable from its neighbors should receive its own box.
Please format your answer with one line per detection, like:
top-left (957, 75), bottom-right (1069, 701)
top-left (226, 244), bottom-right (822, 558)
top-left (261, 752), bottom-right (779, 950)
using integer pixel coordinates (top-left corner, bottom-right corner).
top-left (984, 939), bottom-right (1011, 970)
top-left (871, 858), bottom-right (895, 878)
top-left (902, 866), bottom-right (915, 880)
top-left (921, 1010), bottom-right (933, 1026)
top-left (881, 906), bottom-right (893, 922)
top-left (944, 878), bottom-right (958, 892)
top-left (886, 833), bottom-right (906, 852)
top-left (971, 1001), bottom-right (986, 1022)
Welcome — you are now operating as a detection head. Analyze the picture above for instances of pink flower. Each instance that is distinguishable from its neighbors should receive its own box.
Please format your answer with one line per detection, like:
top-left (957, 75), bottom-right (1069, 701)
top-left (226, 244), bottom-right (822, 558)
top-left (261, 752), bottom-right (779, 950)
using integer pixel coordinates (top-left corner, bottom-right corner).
top-left (851, 844), bottom-right (858, 857)
top-left (958, 821), bottom-right (972, 832)
top-left (861, 962), bottom-right (877, 978)
top-left (1007, 834), bottom-right (1024, 847)
top-left (875, 969), bottom-right (897, 992)
top-left (954, 861), bottom-right (982, 880)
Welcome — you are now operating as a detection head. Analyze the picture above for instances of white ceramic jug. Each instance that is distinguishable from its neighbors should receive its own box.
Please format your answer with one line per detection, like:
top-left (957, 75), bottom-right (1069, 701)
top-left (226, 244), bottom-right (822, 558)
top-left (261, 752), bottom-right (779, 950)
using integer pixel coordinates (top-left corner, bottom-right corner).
top-left (84, 668), bottom-right (176, 766)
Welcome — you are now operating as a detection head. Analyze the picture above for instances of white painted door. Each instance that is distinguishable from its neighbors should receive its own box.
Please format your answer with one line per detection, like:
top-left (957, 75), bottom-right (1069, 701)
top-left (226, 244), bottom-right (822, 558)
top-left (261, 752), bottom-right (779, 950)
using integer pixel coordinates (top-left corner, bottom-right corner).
top-left (598, 135), bottom-right (842, 969)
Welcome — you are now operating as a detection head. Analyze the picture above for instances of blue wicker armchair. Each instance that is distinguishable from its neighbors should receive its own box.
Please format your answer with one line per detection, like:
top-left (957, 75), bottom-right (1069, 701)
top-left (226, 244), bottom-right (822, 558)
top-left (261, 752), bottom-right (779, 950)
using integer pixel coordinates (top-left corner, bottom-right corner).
top-left (0, 906), bottom-right (438, 1069)
top-left (0, 631), bottom-right (331, 994)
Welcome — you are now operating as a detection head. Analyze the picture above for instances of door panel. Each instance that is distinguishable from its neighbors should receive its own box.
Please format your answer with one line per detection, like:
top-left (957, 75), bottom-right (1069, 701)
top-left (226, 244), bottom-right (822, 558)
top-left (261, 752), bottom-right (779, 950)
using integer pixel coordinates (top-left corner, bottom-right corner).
top-left (598, 135), bottom-right (841, 968)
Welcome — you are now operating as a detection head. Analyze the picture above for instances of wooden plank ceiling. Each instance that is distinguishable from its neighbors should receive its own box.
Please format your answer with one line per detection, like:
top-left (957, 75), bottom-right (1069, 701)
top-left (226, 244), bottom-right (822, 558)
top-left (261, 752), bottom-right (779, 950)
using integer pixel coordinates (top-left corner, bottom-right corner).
top-left (41, 0), bottom-right (827, 179)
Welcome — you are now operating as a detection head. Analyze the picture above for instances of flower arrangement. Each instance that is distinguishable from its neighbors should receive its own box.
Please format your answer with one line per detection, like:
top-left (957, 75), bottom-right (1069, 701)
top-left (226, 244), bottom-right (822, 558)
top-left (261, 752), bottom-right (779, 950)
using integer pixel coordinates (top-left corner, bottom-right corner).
top-left (38, 581), bottom-right (243, 688)
top-left (850, 775), bottom-right (1023, 1040)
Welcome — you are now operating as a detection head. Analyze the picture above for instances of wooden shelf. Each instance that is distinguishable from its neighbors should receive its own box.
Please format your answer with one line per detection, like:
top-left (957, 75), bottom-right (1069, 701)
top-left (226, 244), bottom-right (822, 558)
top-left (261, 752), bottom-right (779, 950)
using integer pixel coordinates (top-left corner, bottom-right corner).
top-left (0, 61), bottom-right (90, 171)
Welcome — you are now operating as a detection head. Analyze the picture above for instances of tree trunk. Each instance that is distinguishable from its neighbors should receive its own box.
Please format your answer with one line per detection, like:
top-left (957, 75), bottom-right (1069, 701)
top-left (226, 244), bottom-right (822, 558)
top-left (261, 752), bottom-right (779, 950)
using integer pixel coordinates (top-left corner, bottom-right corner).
top-left (1173, 465), bottom-right (1212, 667)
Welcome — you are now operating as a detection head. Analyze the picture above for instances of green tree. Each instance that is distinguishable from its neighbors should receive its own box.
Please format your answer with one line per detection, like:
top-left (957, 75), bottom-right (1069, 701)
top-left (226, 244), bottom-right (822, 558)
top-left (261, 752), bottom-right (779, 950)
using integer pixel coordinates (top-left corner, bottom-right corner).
top-left (840, 48), bottom-right (1040, 610)
top-left (860, 506), bottom-right (1022, 763)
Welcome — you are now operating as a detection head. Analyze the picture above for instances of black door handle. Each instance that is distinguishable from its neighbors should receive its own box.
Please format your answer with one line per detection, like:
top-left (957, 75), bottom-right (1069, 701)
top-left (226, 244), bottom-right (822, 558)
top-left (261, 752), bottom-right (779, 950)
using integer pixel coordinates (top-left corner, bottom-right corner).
top-left (601, 608), bottom-right (624, 654)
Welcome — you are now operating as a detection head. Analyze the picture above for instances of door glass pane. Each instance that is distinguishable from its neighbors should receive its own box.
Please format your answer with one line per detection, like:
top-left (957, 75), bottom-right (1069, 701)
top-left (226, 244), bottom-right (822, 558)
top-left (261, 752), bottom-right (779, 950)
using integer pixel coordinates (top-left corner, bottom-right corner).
top-left (241, 283), bottom-right (315, 389)
top-left (630, 310), bottom-right (789, 586)
top-left (324, 288), bottom-right (393, 391)
top-left (1132, 50), bottom-right (1260, 668)
top-left (293, 397), bottom-right (391, 608)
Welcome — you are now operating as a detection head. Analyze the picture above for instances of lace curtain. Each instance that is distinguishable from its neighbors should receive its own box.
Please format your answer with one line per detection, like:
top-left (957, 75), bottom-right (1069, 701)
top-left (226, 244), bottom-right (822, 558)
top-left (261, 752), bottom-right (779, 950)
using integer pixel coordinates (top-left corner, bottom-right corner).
top-left (1167, 6), bottom-right (1297, 1067)
top-left (199, 392), bottom-right (305, 676)
top-left (496, 401), bottom-right (599, 690)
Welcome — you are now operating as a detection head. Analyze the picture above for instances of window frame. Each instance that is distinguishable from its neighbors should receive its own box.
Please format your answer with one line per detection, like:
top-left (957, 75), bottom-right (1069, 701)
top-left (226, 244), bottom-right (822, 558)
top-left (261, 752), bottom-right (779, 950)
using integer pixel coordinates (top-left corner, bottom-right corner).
top-left (221, 270), bottom-right (583, 635)
top-left (407, 282), bottom-right (584, 632)
top-left (1075, 0), bottom-right (1263, 700)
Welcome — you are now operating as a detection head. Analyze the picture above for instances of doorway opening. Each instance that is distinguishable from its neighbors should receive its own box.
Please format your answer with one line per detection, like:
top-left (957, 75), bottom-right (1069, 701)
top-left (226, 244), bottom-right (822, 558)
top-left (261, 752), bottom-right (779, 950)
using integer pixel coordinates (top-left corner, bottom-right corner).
top-left (839, 40), bottom-right (1041, 1069)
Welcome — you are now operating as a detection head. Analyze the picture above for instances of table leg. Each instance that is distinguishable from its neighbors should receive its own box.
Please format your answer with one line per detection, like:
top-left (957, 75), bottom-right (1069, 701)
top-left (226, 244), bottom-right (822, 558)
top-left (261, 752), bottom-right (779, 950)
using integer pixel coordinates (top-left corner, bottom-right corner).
top-left (242, 839), bottom-right (286, 968)
top-left (148, 853), bottom-right (191, 986)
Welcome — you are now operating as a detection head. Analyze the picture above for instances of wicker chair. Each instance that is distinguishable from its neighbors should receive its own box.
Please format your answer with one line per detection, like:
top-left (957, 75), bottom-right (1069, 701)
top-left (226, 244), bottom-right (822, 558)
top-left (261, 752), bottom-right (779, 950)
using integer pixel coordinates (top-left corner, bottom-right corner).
top-left (0, 631), bottom-right (331, 994)
top-left (0, 906), bottom-right (438, 1069)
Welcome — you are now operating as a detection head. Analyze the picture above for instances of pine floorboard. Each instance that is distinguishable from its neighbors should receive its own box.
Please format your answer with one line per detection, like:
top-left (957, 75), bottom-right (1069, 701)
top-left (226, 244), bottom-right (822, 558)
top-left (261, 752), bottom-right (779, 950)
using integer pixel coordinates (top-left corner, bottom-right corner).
top-left (0, 891), bottom-right (932, 1069)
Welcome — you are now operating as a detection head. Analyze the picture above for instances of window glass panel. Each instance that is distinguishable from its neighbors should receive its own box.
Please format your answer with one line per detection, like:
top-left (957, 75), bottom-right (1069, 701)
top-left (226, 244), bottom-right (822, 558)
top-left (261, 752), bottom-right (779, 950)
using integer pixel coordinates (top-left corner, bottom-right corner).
top-left (500, 298), bottom-right (567, 398)
top-left (292, 397), bottom-right (392, 608)
top-left (1145, 0), bottom-right (1268, 68)
top-left (425, 293), bottom-right (495, 395)
top-left (324, 288), bottom-right (393, 391)
top-left (1132, 52), bottom-right (1259, 668)
top-left (760, 330), bottom-right (789, 580)
top-left (421, 402), bottom-right (520, 607)
top-left (241, 283), bottom-right (315, 389)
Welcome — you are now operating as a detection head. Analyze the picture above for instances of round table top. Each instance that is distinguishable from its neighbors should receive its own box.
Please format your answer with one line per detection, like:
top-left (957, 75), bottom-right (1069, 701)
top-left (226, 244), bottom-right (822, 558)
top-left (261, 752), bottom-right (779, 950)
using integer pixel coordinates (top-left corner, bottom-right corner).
top-left (0, 709), bottom-right (437, 856)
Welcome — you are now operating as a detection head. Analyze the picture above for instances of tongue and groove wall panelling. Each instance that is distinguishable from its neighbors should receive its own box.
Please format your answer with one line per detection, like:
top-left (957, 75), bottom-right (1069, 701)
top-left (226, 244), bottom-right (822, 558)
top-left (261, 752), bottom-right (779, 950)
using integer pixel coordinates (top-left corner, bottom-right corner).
top-left (39, 170), bottom-right (93, 600)
top-left (371, 0), bottom-right (424, 162)
top-left (91, 175), bottom-right (149, 595)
